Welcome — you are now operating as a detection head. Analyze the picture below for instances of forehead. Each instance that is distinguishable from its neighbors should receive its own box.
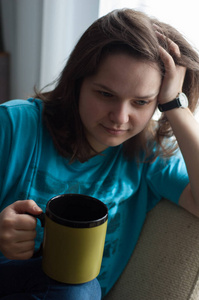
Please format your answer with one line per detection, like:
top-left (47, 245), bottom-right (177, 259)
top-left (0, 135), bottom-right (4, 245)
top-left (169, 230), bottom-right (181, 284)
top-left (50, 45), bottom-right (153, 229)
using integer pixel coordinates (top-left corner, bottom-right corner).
top-left (91, 52), bottom-right (162, 95)
top-left (97, 51), bottom-right (160, 73)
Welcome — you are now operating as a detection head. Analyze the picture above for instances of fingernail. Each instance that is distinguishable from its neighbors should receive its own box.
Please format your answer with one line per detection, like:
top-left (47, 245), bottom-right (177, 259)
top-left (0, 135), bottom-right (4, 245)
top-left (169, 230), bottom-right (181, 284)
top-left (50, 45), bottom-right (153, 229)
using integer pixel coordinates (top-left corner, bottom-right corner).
top-left (33, 205), bottom-right (42, 212)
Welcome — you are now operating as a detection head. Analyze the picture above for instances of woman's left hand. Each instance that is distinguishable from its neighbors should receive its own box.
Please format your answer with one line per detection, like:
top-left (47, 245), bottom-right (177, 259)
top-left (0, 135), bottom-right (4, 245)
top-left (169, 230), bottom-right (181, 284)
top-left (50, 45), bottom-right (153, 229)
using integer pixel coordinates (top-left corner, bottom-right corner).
top-left (155, 29), bottom-right (186, 104)
top-left (154, 27), bottom-right (199, 218)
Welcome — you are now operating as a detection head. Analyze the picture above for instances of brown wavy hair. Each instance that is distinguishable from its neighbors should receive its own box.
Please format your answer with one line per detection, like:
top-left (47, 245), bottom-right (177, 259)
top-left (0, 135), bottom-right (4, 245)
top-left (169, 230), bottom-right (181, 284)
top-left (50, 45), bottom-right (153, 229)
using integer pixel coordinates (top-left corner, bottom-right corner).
top-left (35, 9), bottom-right (199, 162)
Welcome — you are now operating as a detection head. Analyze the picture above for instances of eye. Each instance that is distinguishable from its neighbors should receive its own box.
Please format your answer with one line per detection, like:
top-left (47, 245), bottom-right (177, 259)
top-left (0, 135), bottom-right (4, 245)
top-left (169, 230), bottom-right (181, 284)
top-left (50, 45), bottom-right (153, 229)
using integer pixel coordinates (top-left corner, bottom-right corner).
top-left (134, 100), bottom-right (149, 106)
top-left (99, 91), bottom-right (113, 98)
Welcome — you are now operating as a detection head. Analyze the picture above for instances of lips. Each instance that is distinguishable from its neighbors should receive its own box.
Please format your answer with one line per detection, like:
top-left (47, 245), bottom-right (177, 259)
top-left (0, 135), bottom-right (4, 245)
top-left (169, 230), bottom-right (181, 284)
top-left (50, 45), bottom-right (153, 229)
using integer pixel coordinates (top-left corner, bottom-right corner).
top-left (101, 125), bottom-right (128, 135)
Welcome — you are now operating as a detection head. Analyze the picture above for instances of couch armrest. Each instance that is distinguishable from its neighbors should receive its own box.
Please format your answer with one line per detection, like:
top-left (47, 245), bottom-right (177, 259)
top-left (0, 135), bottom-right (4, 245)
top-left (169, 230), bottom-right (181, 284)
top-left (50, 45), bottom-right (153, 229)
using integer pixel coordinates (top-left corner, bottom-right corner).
top-left (104, 199), bottom-right (199, 300)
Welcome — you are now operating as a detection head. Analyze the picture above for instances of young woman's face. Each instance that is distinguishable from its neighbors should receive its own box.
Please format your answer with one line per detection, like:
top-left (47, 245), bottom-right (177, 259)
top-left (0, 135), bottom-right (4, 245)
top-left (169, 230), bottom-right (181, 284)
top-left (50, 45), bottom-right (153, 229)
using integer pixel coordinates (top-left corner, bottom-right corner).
top-left (79, 53), bottom-right (162, 153)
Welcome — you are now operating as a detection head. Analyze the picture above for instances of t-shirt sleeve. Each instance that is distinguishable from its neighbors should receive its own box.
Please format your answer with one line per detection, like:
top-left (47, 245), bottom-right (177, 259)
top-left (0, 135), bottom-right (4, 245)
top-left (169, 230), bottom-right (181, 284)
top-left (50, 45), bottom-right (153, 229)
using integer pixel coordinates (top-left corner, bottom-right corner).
top-left (145, 150), bottom-right (189, 210)
top-left (0, 106), bottom-right (13, 192)
top-left (0, 99), bottom-right (42, 206)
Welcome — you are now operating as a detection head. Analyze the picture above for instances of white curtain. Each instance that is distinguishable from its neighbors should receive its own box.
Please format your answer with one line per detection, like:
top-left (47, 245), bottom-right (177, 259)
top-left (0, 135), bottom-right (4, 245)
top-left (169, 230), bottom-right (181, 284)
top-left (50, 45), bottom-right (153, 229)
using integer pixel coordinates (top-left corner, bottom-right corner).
top-left (2, 0), bottom-right (99, 99)
top-left (99, 0), bottom-right (199, 50)
top-left (99, 0), bottom-right (145, 16)
top-left (40, 0), bottom-right (99, 91)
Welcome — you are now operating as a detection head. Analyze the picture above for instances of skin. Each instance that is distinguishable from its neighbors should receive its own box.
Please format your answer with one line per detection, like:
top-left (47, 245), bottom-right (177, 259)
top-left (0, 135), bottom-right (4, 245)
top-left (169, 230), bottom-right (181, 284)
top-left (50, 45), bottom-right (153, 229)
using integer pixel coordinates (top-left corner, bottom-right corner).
top-left (0, 29), bottom-right (199, 260)
top-left (0, 200), bottom-right (42, 260)
top-left (155, 32), bottom-right (199, 217)
top-left (79, 54), bottom-right (161, 153)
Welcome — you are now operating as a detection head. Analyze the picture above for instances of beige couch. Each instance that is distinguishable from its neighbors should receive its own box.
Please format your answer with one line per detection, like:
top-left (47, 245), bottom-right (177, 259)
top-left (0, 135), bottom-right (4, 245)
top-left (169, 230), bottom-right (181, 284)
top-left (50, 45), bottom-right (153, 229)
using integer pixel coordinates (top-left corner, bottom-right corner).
top-left (104, 199), bottom-right (199, 300)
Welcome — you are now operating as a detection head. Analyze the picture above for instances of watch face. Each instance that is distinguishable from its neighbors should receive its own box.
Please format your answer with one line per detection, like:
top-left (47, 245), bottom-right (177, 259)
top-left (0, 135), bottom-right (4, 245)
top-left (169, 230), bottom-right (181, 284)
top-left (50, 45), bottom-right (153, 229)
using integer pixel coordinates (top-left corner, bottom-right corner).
top-left (179, 93), bottom-right (188, 108)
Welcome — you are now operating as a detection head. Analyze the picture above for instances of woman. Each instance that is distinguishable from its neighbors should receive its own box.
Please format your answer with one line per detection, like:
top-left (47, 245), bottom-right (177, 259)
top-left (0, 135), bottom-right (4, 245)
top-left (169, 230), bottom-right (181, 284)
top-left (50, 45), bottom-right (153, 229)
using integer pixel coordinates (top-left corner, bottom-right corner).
top-left (0, 8), bottom-right (199, 299)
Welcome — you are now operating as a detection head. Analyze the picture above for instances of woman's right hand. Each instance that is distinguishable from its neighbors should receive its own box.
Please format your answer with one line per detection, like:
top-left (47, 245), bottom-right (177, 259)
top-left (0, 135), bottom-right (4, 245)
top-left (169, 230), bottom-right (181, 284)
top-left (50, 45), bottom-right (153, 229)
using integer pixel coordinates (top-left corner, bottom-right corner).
top-left (0, 200), bottom-right (43, 260)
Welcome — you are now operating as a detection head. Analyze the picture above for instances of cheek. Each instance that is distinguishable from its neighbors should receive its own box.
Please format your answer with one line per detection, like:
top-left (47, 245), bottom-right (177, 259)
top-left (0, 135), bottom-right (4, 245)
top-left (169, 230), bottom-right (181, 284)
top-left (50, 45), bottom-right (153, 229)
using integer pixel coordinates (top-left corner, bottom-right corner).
top-left (80, 95), bottom-right (106, 119)
top-left (79, 96), bottom-right (101, 127)
top-left (134, 106), bottom-right (157, 128)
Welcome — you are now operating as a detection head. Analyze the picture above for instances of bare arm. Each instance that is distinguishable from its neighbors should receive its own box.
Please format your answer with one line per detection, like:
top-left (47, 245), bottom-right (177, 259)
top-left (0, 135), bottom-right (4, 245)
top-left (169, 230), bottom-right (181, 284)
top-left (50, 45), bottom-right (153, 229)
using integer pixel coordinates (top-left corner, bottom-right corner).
top-left (165, 107), bottom-right (199, 217)
top-left (156, 29), bottom-right (199, 217)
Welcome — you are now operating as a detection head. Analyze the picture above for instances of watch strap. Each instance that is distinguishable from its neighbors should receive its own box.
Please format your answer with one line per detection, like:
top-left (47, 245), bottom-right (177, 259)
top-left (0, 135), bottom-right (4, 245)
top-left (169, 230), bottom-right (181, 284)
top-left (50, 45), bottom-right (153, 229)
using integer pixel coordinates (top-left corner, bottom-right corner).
top-left (158, 98), bottom-right (181, 112)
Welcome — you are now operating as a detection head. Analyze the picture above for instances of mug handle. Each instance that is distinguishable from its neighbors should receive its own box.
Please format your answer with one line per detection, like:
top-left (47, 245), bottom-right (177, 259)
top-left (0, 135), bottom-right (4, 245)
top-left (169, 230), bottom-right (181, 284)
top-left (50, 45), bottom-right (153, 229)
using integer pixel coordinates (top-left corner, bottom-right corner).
top-left (26, 212), bottom-right (45, 258)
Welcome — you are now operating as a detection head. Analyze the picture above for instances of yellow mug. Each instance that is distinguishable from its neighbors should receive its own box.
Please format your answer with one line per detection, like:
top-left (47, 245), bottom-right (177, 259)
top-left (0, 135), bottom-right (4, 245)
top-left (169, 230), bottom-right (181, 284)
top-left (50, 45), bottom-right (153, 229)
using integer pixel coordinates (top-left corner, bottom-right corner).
top-left (34, 194), bottom-right (108, 284)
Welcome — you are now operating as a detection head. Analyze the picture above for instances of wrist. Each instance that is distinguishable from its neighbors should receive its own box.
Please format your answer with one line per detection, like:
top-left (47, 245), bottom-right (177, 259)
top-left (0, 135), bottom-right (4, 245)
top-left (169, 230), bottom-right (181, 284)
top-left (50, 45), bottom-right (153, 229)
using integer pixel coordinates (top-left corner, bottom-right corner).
top-left (158, 93), bottom-right (188, 112)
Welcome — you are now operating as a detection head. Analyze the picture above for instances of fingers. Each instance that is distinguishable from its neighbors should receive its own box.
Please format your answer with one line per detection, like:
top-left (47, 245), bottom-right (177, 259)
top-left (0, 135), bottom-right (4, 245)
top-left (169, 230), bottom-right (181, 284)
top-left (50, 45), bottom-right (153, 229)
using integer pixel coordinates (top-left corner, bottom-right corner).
top-left (158, 46), bottom-right (186, 85)
top-left (8, 200), bottom-right (43, 230)
top-left (153, 24), bottom-right (186, 104)
top-left (0, 228), bottom-right (37, 260)
top-left (2, 213), bottom-right (37, 231)
top-left (11, 199), bottom-right (43, 215)
top-left (2, 202), bottom-right (39, 231)
top-left (1, 239), bottom-right (36, 260)
top-left (158, 46), bottom-right (176, 76)
top-left (1, 227), bottom-right (37, 243)
top-left (153, 24), bottom-right (181, 58)
top-left (0, 200), bottom-right (42, 260)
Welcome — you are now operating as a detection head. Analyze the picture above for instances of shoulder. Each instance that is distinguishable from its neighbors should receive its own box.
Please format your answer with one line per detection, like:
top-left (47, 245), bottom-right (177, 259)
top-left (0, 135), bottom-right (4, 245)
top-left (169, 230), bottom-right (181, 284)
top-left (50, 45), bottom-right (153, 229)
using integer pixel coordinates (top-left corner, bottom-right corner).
top-left (0, 98), bottom-right (43, 132)
top-left (0, 98), bottom-right (42, 116)
top-left (0, 98), bottom-right (44, 154)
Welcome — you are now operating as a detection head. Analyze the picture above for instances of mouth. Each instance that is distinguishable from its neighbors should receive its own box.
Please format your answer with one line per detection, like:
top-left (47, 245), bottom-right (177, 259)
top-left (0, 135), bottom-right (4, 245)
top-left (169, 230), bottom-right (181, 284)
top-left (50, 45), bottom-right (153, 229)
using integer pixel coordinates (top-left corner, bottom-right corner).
top-left (101, 125), bottom-right (129, 135)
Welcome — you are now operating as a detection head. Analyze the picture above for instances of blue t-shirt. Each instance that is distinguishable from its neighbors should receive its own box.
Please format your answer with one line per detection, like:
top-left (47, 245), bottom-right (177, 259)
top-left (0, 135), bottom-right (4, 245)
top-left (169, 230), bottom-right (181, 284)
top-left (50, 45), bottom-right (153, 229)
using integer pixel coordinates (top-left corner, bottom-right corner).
top-left (0, 99), bottom-right (189, 297)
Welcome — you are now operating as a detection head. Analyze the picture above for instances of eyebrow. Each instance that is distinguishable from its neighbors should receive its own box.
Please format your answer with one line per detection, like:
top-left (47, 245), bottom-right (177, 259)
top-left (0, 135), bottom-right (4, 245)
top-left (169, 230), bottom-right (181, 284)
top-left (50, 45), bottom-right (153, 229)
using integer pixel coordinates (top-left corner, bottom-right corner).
top-left (93, 83), bottom-right (116, 94)
top-left (93, 82), bottom-right (159, 100)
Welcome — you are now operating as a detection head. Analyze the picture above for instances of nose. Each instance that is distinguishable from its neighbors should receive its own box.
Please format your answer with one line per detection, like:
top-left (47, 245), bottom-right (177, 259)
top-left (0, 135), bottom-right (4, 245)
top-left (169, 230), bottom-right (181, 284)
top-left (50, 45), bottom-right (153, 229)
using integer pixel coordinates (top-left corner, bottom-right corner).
top-left (109, 103), bottom-right (129, 125)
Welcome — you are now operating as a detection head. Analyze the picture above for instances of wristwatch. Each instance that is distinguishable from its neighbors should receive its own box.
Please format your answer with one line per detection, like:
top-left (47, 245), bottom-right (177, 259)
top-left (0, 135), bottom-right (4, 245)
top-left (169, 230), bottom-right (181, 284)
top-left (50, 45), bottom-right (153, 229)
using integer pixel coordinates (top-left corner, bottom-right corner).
top-left (158, 92), bottom-right (188, 112)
